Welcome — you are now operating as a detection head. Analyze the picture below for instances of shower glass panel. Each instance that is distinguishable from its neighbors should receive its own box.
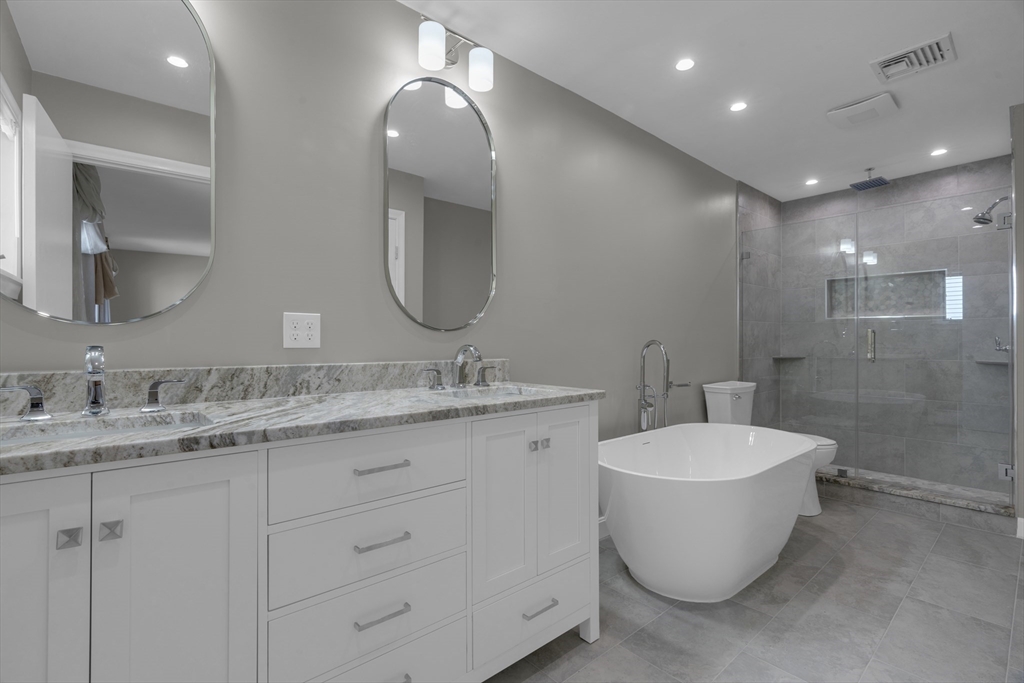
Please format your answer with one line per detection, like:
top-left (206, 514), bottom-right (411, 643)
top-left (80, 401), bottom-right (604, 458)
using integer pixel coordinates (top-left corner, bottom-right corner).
top-left (761, 156), bottom-right (1015, 514)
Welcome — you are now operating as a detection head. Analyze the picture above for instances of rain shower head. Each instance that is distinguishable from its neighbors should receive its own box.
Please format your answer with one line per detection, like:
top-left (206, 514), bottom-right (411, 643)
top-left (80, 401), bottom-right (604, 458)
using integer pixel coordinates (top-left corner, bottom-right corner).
top-left (850, 167), bottom-right (890, 191)
top-left (973, 196), bottom-right (1010, 226)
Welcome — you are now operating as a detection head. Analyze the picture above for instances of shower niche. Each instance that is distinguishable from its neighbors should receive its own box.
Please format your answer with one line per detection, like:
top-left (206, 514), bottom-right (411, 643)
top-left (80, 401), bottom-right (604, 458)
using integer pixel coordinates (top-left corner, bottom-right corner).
top-left (826, 269), bottom-right (954, 319)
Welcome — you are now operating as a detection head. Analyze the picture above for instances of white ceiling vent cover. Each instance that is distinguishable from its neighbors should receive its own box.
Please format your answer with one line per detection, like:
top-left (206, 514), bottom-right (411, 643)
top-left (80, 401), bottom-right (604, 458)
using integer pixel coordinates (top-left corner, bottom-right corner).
top-left (826, 92), bottom-right (899, 129)
top-left (870, 33), bottom-right (957, 83)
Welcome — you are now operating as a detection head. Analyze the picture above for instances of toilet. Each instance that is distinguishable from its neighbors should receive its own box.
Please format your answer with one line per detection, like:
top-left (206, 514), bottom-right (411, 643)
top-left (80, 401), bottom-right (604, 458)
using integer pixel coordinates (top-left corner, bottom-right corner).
top-left (702, 381), bottom-right (836, 516)
top-left (795, 434), bottom-right (837, 517)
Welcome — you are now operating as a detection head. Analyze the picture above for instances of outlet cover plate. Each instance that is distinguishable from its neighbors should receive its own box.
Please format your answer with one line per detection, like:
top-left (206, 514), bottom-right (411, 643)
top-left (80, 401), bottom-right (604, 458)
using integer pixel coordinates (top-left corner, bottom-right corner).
top-left (283, 312), bottom-right (320, 348)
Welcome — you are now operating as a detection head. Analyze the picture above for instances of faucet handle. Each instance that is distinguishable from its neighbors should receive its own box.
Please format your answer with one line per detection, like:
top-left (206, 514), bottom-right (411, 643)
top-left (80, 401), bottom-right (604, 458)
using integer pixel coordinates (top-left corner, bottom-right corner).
top-left (0, 385), bottom-right (52, 421)
top-left (474, 366), bottom-right (498, 387)
top-left (84, 345), bottom-right (105, 374)
top-left (141, 380), bottom-right (186, 413)
top-left (420, 369), bottom-right (445, 391)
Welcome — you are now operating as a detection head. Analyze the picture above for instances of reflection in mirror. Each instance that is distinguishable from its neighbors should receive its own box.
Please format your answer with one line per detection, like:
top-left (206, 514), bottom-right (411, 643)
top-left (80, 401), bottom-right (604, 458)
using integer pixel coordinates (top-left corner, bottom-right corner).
top-left (385, 78), bottom-right (495, 331)
top-left (0, 0), bottom-right (213, 323)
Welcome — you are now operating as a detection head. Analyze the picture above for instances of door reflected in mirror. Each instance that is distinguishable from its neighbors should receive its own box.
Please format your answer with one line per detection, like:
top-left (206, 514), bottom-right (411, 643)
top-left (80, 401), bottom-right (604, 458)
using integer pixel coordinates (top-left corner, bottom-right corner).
top-left (385, 78), bottom-right (495, 331)
top-left (0, 0), bottom-right (213, 323)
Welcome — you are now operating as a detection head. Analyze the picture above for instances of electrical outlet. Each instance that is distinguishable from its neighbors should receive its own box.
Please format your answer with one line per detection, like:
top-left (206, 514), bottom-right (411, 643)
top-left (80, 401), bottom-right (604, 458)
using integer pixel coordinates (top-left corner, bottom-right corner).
top-left (283, 312), bottom-right (320, 348)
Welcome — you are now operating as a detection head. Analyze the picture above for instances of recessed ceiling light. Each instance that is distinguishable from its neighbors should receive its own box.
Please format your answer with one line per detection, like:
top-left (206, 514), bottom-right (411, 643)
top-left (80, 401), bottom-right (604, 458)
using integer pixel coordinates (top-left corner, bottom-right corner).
top-left (387, 129), bottom-right (399, 138)
top-left (931, 148), bottom-right (947, 156)
top-left (404, 81), bottom-right (422, 91)
top-left (805, 179), bottom-right (818, 185)
top-left (166, 56), bottom-right (188, 68)
top-left (730, 102), bottom-right (747, 112)
top-left (961, 206), bottom-right (973, 211)
top-left (675, 58), bottom-right (695, 71)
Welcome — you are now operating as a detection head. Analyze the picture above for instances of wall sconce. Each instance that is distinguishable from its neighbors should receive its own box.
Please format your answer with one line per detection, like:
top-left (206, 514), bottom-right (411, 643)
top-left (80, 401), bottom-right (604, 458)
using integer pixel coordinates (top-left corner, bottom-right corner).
top-left (418, 17), bottom-right (494, 93)
top-left (839, 238), bottom-right (855, 254)
top-left (862, 251), bottom-right (878, 265)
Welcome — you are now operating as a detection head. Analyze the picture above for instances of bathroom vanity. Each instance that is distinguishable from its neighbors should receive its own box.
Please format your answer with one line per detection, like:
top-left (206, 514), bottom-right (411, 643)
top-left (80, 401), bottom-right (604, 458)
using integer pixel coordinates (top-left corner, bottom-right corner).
top-left (0, 374), bottom-right (602, 683)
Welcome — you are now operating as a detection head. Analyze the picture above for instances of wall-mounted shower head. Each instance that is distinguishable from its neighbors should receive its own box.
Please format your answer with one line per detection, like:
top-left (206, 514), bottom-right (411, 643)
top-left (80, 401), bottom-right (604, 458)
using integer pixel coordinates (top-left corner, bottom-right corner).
top-left (973, 196), bottom-right (1010, 226)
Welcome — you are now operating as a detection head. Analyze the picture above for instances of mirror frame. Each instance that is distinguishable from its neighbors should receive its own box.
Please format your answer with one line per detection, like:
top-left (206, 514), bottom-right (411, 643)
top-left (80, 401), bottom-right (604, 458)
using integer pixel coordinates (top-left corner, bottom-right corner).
top-left (383, 77), bottom-right (496, 332)
top-left (0, 0), bottom-right (216, 325)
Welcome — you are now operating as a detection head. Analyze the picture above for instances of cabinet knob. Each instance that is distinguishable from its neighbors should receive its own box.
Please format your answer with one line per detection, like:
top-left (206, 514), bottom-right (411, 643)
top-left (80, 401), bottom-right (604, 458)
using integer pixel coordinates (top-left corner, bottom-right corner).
top-left (56, 527), bottom-right (83, 550)
top-left (528, 440), bottom-right (539, 452)
top-left (98, 520), bottom-right (123, 542)
top-left (540, 438), bottom-right (551, 449)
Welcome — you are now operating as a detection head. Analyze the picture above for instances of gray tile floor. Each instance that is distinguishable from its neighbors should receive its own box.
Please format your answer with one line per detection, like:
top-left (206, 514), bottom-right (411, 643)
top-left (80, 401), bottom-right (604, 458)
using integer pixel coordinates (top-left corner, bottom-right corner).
top-left (485, 499), bottom-right (1024, 683)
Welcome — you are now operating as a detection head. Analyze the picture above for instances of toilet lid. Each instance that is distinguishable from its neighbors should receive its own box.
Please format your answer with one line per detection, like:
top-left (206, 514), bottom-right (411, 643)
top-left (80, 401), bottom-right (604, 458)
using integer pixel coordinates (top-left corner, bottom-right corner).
top-left (799, 433), bottom-right (837, 447)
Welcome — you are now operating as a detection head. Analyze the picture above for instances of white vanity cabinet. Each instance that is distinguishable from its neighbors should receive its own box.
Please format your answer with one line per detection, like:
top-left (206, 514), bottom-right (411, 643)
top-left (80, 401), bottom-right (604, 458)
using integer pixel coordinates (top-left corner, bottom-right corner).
top-left (0, 474), bottom-right (91, 683)
top-left (0, 399), bottom-right (598, 683)
top-left (91, 452), bottom-right (258, 683)
top-left (0, 453), bottom-right (258, 683)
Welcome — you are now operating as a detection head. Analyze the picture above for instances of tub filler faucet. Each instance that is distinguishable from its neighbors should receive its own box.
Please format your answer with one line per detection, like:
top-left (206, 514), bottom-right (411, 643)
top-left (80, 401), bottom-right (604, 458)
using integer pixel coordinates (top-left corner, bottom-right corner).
top-left (637, 340), bottom-right (689, 432)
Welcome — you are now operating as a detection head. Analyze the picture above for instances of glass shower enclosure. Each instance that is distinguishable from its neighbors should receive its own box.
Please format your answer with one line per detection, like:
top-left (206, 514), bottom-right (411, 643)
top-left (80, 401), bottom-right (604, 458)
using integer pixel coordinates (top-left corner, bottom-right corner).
top-left (740, 156), bottom-right (1016, 513)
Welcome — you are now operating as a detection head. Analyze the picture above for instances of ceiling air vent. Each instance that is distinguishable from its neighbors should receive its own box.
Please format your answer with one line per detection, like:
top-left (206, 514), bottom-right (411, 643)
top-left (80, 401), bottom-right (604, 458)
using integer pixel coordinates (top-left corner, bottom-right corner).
top-left (870, 33), bottom-right (957, 83)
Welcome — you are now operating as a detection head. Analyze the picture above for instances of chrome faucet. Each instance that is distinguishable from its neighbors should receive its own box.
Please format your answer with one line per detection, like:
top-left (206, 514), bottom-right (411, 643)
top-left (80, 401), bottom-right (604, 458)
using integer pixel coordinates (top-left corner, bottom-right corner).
top-left (995, 337), bottom-right (1012, 353)
top-left (637, 340), bottom-right (689, 431)
top-left (82, 345), bottom-right (109, 416)
top-left (453, 344), bottom-right (482, 388)
top-left (0, 385), bottom-right (52, 421)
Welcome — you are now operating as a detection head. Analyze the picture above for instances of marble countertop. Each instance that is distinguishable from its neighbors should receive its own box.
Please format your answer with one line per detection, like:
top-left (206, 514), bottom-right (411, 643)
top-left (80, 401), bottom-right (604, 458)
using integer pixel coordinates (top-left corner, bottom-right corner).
top-left (0, 383), bottom-right (604, 476)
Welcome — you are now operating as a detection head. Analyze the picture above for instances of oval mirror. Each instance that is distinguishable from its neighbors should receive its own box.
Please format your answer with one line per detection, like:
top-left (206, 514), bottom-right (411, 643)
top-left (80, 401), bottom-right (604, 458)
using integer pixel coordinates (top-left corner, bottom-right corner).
top-left (0, 0), bottom-right (214, 324)
top-left (384, 78), bottom-right (495, 331)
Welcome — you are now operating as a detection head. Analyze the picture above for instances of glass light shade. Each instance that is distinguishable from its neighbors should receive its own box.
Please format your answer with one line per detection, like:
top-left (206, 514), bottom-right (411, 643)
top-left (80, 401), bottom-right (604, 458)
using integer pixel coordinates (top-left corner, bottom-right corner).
top-left (840, 238), bottom-right (855, 254)
top-left (418, 21), bottom-right (446, 71)
top-left (403, 81), bottom-right (422, 91)
top-left (445, 87), bottom-right (468, 109)
top-left (862, 251), bottom-right (877, 265)
top-left (468, 47), bottom-right (494, 92)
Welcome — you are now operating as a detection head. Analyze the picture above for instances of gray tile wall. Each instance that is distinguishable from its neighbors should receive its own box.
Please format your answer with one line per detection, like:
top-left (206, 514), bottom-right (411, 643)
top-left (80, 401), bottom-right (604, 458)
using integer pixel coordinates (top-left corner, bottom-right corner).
top-left (772, 155), bottom-right (1013, 496)
top-left (739, 182), bottom-right (783, 428)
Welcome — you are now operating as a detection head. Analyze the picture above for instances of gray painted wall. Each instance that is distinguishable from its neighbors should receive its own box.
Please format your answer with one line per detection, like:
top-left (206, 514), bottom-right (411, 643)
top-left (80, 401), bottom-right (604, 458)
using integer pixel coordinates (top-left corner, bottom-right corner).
top-left (0, 0), bottom-right (738, 441)
top-left (422, 197), bottom-right (491, 330)
top-left (107, 249), bottom-right (210, 323)
top-left (29, 72), bottom-right (209, 166)
top-left (387, 168), bottom-right (424, 319)
top-left (0, 0), bottom-right (30, 102)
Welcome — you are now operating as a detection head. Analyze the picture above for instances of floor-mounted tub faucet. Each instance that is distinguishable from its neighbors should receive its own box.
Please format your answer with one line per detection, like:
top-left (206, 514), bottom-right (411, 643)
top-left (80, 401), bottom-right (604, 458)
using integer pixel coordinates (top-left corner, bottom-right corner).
top-left (82, 345), bottom-right (109, 416)
top-left (637, 340), bottom-right (689, 431)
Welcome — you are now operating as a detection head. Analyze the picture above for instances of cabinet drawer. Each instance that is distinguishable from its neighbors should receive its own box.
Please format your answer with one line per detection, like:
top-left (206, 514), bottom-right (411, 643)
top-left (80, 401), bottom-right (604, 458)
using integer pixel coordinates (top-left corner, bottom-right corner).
top-left (269, 554), bottom-right (466, 683)
top-left (326, 618), bottom-right (466, 683)
top-left (473, 559), bottom-right (590, 668)
top-left (268, 423), bottom-right (466, 523)
top-left (269, 489), bottom-right (466, 609)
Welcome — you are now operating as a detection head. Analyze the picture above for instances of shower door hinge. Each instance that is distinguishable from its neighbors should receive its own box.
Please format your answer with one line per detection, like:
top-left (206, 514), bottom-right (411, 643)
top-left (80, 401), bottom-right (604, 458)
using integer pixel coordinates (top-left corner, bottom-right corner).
top-left (998, 463), bottom-right (1016, 481)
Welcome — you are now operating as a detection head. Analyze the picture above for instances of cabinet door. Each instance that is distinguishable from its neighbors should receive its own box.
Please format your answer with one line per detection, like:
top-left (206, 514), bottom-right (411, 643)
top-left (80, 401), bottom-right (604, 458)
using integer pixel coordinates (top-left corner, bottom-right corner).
top-left (91, 453), bottom-right (257, 683)
top-left (472, 413), bottom-right (538, 603)
top-left (0, 475), bottom-right (90, 683)
top-left (537, 406), bottom-right (591, 575)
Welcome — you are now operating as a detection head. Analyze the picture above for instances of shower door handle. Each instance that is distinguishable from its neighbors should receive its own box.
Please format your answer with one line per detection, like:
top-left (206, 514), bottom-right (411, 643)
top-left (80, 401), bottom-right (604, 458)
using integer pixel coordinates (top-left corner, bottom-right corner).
top-left (867, 329), bottom-right (876, 363)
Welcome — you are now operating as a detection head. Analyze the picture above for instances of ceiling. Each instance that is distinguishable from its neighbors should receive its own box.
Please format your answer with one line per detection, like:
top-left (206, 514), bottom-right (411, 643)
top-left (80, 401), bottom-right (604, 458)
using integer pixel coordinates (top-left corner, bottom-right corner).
top-left (388, 80), bottom-right (493, 211)
top-left (7, 0), bottom-right (210, 115)
top-left (400, 0), bottom-right (1024, 202)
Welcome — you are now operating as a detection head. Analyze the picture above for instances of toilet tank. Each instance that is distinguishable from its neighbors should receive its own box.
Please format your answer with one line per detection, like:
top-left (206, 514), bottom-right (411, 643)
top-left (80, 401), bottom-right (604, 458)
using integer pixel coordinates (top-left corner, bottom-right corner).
top-left (703, 381), bottom-right (757, 425)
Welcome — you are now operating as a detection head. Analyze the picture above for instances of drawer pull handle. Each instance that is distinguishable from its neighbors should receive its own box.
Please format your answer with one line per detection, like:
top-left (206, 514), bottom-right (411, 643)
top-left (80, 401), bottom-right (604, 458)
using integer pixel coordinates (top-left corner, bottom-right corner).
top-left (354, 531), bottom-right (412, 554)
top-left (522, 598), bottom-right (559, 622)
top-left (353, 459), bottom-right (411, 477)
top-left (354, 602), bottom-right (411, 632)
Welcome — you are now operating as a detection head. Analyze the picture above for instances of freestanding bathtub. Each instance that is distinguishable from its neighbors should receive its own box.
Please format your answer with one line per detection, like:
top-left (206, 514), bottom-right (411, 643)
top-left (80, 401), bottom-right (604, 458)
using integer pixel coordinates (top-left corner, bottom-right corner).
top-left (599, 423), bottom-right (816, 602)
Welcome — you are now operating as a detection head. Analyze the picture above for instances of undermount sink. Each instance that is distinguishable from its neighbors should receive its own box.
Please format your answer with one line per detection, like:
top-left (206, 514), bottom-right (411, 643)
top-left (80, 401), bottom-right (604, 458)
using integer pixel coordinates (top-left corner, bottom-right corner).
top-left (426, 385), bottom-right (558, 400)
top-left (0, 410), bottom-right (212, 445)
